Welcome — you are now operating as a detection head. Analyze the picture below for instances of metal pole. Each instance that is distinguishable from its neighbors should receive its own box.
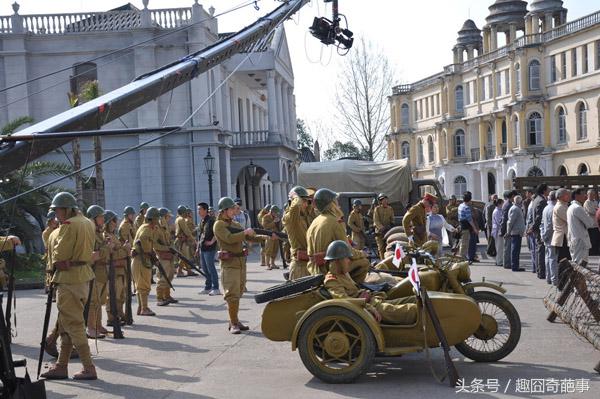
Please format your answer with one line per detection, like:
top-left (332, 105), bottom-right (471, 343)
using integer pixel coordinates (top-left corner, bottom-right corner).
top-left (208, 173), bottom-right (214, 207)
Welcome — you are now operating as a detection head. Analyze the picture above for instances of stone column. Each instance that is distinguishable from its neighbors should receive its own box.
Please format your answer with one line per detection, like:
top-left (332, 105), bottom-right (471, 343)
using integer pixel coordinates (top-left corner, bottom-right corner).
top-left (267, 71), bottom-right (278, 133)
top-left (494, 116), bottom-right (503, 157)
top-left (275, 77), bottom-right (284, 135)
top-left (490, 26), bottom-right (498, 51)
top-left (478, 119), bottom-right (487, 160)
top-left (509, 23), bottom-right (517, 42)
top-left (510, 59), bottom-right (517, 102)
top-left (483, 29), bottom-right (490, 54)
top-left (543, 102), bottom-right (552, 150)
top-left (519, 56), bottom-right (528, 97)
top-left (506, 111), bottom-right (514, 155)
top-left (446, 129), bottom-right (453, 162)
top-left (288, 87), bottom-right (296, 137)
top-left (480, 168), bottom-right (489, 202)
top-left (544, 14), bottom-right (553, 32)
top-left (281, 81), bottom-right (290, 138)
top-left (272, 182), bottom-right (282, 207)
top-left (492, 68), bottom-right (498, 109)
top-left (466, 45), bottom-right (474, 60)
top-left (518, 109), bottom-right (526, 152)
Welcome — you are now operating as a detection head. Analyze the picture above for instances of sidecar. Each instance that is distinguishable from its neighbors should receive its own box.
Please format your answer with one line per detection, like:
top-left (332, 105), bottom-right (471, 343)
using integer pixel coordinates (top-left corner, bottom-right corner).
top-left (257, 276), bottom-right (481, 383)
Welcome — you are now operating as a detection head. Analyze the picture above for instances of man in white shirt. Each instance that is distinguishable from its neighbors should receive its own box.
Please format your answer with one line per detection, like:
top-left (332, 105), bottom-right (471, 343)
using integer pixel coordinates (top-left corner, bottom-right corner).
top-left (567, 188), bottom-right (597, 266)
top-left (540, 191), bottom-right (557, 285)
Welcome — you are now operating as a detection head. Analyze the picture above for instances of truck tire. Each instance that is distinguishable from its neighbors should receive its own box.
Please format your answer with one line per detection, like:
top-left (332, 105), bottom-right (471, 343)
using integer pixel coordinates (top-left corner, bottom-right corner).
top-left (254, 275), bottom-right (324, 304)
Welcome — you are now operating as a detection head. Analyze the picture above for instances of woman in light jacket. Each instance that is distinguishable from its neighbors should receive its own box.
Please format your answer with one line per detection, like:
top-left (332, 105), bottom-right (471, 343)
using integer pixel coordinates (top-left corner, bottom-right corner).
top-left (491, 198), bottom-right (504, 266)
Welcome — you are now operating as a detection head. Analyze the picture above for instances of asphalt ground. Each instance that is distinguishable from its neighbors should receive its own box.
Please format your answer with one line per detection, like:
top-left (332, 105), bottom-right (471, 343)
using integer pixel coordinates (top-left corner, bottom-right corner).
top-left (4, 245), bottom-right (599, 399)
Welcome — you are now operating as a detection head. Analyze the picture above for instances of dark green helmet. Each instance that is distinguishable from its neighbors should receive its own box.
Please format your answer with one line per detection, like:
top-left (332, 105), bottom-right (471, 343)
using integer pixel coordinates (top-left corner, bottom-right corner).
top-left (123, 206), bottom-right (135, 216)
top-left (140, 202), bottom-right (150, 210)
top-left (263, 204), bottom-right (271, 211)
top-left (290, 186), bottom-right (310, 198)
top-left (46, 210), bottom-right (56, 219)
top-left (270, 205), bottom-right (280, 214)
top-left (103, 210), bottom-right (117, 225)
top-left (378, 193), bottom-right (388, 200)
top-left (50, 192), bottom-right (78, 210)
top-left (177, 205), bottom-right (186, 215)
top-left (159, 207), bottom-right (171, 217)
top-left (324, 240), bottom-right (353, 261)
top-left (314, 188), bottom-right (338, 212)
top-left (353, 199), bottom-right (362, 207)
top-left (218, 197), bottom-right (236, 211)
top-left (86, 205), bottom-right (105, 219)
top-left (145, 207), bottom-right (160, 220)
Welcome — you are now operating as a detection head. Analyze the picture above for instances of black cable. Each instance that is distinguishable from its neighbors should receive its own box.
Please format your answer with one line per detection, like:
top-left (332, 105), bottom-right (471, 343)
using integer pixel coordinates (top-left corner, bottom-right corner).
top-left (0, 0), bottom-right (260, 108)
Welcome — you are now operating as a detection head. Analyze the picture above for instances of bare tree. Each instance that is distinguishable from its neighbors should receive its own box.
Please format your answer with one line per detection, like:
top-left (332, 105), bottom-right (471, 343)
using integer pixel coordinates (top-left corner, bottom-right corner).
top-left (335, 37), bottom-right (395, 161)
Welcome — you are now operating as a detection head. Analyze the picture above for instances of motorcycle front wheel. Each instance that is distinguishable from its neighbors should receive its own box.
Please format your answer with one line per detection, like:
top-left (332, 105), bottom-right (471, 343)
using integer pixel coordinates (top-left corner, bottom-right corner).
top-left (455, 291), bottom-right (521, 362)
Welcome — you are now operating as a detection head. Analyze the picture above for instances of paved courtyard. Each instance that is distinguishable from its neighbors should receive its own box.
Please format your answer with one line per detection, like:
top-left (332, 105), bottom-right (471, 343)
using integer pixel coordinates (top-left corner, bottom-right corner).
top-left (7, 246), bottom-right (600, 399)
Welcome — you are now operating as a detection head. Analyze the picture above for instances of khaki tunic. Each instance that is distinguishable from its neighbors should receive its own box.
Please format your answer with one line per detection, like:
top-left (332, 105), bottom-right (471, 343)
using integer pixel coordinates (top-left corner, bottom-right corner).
top-left (214, 216), bottom-right (247, 305)
top-left (446, 204), bottom-right (459, 227)
top-left (261, 213), bottom-right (280, 258)
top-left (175, 215), bottom-right (195, 267)
top-left (348, 209), bottom-right (365, 248)
top-left (132, 223), bottom-right (163, 307)
top-left (283, 197), bottom-right (310, 279)
top-left (89, 226), bottom-right (111, 327)
top-left (50, 213), bottom-right (96, 367)
top-left (156, 218), bottom-right (175, 300)
top-left (324, 271), bottom-right (417, 325)
top-left (105, 230), bottom-right (128, 320)
top-left (118, 219), bottom-right (136, 245)
top-left (373, 205), bottom-right (394, 258)
top-left (134, 213), bottom-right (145, 233)
top-left (306, 208), bottom-right (348, 275)
top-left (402, 202), bottom-right (427, 246)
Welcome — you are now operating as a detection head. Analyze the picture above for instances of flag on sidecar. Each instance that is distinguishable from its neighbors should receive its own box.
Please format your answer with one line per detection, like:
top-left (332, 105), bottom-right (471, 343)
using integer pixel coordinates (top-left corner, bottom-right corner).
top-left (392, 242), bottom-right (404, 267)
top-left (409, 258), bottom-right (420, 296)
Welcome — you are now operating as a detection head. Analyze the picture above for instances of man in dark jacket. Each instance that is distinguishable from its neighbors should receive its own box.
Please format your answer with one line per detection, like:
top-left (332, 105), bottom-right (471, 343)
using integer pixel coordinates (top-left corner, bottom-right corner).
top-left (197, 202), bottom-right (219, 295)
top-left (500, 190), bottom-right (515, 269)
top-left (529, 184), bottom-right (549, 279)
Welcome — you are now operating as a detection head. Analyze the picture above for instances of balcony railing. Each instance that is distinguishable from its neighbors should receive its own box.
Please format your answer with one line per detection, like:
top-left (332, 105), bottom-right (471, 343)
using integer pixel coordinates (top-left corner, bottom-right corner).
top-left (485, 146), bottom-right (495, 160)
top-left (470, 148), bottom-right (480, 162)
top-left (231, 130), bottom-right (269, 147)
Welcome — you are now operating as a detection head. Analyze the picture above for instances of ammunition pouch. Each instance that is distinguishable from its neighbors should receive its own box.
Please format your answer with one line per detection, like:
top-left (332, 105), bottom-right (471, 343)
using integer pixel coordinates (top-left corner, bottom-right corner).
top-left (296, 249), bottom-right (309, 262)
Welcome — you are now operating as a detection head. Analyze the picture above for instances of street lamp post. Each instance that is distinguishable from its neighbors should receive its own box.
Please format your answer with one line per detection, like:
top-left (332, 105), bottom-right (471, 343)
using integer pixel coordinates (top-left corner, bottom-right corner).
top-left (204, 148), bottom-right (215, 206)
top-left (248, 159), bottom-right (257, 225)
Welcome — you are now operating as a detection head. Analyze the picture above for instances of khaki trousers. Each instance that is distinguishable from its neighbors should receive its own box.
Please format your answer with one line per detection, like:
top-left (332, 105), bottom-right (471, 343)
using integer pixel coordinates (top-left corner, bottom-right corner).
top-left (375, 296), bottom-right (418, 325)
top-left (289, 259), bottom-right (310, 280)
top-left (132, 257), bottom-right (152, 308)
top-left (106, 270), bottom-right (126, 322)
top-left (156, 259), bottom-right (175, 300)
top-left (88, 279), bottom-right (107, 329)
top-left (56, 282), bottom-right (93, 367)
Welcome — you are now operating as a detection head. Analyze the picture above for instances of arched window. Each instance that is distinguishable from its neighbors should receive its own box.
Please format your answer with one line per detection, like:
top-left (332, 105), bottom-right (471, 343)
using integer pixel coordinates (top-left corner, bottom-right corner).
top-left (557, 106), bottom-right (567, 143)
top-left (454, 129), bottom-right (466, 157)
top-left (527, 166), bottom-right (544, 177)
top-left (529, 60), bottom-right (541, 91)
top-left (401, 141), bottom-right (410, 159)
top-left (578, 163), bottom-right (589, 176)
top-left (455, 86), bottom-right (464, 114)
top-left (417, 137), bottom-right (424, 166)
top-left (515, 63), bottom-right (521, 93)
top-left (577, 102), bottom-right (587, 140)
top-left (486, 125), bottom-right (494, 155)
top-left (401, 103), bottom-right (409, 126)
top-left (454, 176), bottom-right (467, 196)
top-left (558, 165), bottom-right (568, 176)
top-left (527, 112), bottom-right (542, 146)
top-left (427, 136), bottom-right (434, 163)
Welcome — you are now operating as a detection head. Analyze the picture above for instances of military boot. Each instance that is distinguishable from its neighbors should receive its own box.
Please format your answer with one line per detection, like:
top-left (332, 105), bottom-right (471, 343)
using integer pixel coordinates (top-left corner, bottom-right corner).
top-left (44, 334), bottom-right (59, 358)
top-left (73, 365), bottom-right (97, 380)
top-left (40, 364), bottom-right (68, 380)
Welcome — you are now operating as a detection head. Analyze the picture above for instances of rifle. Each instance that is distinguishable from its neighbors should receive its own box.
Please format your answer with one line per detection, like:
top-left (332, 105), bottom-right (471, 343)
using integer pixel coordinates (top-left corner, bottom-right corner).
top-left (226, 226), bottom-right (288, 241)
top-left (168, 246), bottom-right (206, 278)
top-left (37, 282), bottom-right (54, 378)
top-left (83, 279), bottom-right (94, 324)
top-left (124, 256), bottom-right (134, 325)
top-left (420, 286), bottom-right (460, 387)
top-left (108, 254), bottom-right (124, 339)
top-left (4, 248), bottom-right (16, 343)
top-left (136, 240), bottom-right (175, 291)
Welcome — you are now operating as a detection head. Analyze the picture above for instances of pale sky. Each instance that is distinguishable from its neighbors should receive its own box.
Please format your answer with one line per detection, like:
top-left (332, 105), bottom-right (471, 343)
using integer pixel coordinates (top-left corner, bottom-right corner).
top-left (2, 0), bottom-right (597, 147)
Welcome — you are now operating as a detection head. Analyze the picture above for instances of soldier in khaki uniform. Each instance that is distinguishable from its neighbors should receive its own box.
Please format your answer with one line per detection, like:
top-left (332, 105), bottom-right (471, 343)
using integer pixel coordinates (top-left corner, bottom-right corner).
top-left (103, 210), bottom-right (130, 326)
top-left (42, 210), bottom-right (59, 291)
top-left (323, 240), bottom-right (417, 324)
top-left (262, 205), bottom-right (281, 270)
top-left (156, 208), bottom-right (178, 306)
top-left (283, 186), bottom-right (312, 280)
top-left (86, 205), bottom-right (111, 339)
top-left (348, 199), bottom-right (366, 249)
top-left (403, 193), bottom-right (437, 247)
top-left (0, 235), bottom-right (21, 290)
top-left (118, 206), bottom-right (136, 244)
top-left (131, 207), bottom-right (163, 316)
top-left (306, 188), bottom-right (370, 283)
top-left (134, 202), bottom-right (150, 233)
top-left (214, 197), bottom-right (271, 334)
top-left (306, 187), bottom-right (318, 224)
top-left (174, 205), bottom-right (196, 277)
top-left (257, 204), bottom-right (270, 266)
top-left (41, 192), bottom-right (97, 380)
top-left (373, 193), bottom-right (395, 259)
top-left (185, 207), bottom-right (199, 276)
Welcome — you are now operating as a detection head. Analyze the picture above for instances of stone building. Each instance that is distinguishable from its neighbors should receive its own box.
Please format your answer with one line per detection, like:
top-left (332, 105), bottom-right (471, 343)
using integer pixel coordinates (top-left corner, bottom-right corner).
top-left (0, 1), bottom-right (299, 219)
top-left (386, 0), bottom-right (600, 200)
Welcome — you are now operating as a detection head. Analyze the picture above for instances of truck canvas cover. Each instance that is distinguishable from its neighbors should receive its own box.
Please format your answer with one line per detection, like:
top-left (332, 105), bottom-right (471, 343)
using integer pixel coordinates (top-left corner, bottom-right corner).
top-left (298, 159), bottom-right (412, 205)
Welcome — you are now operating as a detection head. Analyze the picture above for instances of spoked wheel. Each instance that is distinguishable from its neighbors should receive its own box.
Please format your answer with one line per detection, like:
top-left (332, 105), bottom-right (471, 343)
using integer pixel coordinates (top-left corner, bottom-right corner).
top-left (455, 291), bottom-right (521, 362)
top-left (298, 307), bottom-right (376, 383)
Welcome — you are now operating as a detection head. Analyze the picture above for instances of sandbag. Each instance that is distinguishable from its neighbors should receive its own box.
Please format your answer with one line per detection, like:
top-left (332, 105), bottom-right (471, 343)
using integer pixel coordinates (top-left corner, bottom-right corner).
top-left (387, 232), bottom-right (408, 245)
top-left (384, 226), bottom-right (405, 240)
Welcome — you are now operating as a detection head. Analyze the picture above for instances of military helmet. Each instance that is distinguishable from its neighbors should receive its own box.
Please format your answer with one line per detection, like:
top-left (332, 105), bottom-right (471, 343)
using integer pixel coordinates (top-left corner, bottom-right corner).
top-left (177, 205), bottom-right (186, 215)
top-left (50, 192), bottom-right (78, 210)
top-left (324, 240), bottom-right (353, 261)
top-left (290, 186), bottom-right (310, 198)
top-left (140, 202), bottom-right (150, 210)
top-left (145, 207), bottom-right (160, 220)
top-left (123, 206), bottom-right (135, 216)
top-left (235, 197), bottom-right (242, 205)
top-left (263, 204), bottom-right (271, 211)
top-left (218, 197), bottom-right (236, 211)
top-left (378, 193), bottom-right (388, 200)
top-left (352, 199), bottom-right (362, 207)
top-left (86, 205), bottom-right (105, 219)
top-left (314, 188), bottom-right (338, 212)
top-left (46, 210), bottom-right (56, 219)
top-left (159, 207), bottom-right (171, 217)
top-left (270, 205), bottom-right (280, 214)
top-left (103, 210), bottom-right (117, 225)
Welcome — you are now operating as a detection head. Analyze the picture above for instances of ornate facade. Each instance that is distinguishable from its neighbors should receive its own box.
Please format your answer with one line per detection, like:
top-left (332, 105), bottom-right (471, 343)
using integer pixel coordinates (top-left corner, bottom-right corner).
top-left (386, 0), bottom-right (600, 200)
